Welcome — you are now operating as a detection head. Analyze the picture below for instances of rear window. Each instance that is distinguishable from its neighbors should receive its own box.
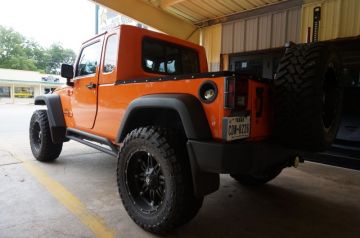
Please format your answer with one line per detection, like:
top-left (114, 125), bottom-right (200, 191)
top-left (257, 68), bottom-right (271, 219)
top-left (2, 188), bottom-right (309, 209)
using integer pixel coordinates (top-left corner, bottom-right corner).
top-left (142, 37), bottom-right (200, 75)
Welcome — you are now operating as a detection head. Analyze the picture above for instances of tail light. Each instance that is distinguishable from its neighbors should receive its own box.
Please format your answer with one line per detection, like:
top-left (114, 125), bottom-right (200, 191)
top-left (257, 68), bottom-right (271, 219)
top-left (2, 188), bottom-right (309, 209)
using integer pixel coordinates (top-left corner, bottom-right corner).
top-left (224, 77), bottom-right (235, 109)
top-left (224, 77), bottom-right (248, 110)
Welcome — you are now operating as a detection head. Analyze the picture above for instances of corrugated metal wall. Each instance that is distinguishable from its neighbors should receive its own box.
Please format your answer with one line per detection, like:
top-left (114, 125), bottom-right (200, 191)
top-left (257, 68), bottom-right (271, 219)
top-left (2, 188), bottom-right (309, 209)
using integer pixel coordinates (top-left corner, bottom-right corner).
top-left (301, 0), bottom-right (360, 42)
top-left (221, 6), bottom-right (301, 54)
top-left (201, 24), bottom-right (222, 71)
top-left (210, 0), bottom-right (360, 67)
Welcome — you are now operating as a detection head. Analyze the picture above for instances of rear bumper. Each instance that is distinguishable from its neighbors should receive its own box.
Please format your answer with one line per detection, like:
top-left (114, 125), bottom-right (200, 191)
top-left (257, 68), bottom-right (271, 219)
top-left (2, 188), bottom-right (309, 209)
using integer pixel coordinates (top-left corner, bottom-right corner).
top-left (187, 139), bottom-right (299, 174)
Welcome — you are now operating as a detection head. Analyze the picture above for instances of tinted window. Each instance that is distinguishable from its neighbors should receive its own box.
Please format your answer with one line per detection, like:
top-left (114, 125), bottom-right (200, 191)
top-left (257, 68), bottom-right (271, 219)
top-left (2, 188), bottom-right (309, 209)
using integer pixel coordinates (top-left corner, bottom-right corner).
top-left (103, 34), bottom-right (119, 73)
top-left (76, 41), bottom-right (101, 76)
top-left (0, 86), bottom-right (10, 98)
top-left (142, 38), bottom-right (199, 75)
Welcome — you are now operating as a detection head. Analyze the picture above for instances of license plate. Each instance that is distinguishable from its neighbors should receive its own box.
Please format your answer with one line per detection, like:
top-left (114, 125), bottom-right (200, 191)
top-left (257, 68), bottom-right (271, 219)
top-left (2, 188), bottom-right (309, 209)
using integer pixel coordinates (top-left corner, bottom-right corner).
top-left (223, 116), bottom-right (250, 141)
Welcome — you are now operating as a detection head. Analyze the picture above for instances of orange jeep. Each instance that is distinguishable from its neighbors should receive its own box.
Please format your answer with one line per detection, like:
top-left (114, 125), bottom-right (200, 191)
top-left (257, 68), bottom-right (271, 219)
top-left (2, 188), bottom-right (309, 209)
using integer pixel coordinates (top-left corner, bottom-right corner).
top-left (29, 25), bottom-right (343, 234)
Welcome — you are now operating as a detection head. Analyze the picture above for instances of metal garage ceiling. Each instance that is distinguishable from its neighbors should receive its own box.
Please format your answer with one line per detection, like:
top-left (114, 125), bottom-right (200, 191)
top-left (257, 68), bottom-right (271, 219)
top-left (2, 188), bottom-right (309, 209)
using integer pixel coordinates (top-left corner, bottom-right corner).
top-left (143, 0), bottom-right (287, 25)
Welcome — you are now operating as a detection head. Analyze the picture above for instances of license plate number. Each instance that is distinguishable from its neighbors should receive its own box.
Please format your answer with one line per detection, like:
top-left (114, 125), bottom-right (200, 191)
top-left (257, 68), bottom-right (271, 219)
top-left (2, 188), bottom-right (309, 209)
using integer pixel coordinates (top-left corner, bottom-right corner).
top-left (223, 116), bottom-right (250, 141)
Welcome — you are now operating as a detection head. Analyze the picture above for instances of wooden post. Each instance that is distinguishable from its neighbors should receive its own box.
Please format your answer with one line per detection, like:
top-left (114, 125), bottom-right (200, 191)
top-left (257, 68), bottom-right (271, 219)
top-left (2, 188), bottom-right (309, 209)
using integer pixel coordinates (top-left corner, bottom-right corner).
top-left (220, 54), bottom-right (229, 71)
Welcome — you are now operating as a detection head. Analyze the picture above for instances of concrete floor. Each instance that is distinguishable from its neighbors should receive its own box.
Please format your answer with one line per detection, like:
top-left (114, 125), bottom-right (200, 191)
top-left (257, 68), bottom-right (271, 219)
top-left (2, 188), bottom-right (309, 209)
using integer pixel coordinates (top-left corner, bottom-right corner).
top-left (0, 104), bottom-right (360, 238)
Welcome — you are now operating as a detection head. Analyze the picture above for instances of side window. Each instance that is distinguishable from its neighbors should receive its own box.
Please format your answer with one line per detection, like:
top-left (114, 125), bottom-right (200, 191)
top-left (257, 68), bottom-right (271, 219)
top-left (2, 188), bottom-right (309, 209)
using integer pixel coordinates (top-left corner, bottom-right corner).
top-left (142, 38), bottom-right (200, 75)
top-left (103, 34), bottom-right (119, 73)
top-left (76, 41), bottom-right (101, 77)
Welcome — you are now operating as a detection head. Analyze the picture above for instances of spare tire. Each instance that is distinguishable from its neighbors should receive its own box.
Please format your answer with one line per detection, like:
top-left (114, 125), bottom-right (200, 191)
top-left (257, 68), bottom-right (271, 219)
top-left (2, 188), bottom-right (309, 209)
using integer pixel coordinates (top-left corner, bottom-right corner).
top-left (274, 43), bottom-right (343, 151)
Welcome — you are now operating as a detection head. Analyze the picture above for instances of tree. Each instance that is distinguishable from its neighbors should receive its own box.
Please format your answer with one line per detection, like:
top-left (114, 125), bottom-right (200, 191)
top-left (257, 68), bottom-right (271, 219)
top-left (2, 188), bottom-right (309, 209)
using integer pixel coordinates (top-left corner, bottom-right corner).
top-left (45, 43), bottom-right (76, 74)
top-left (24, 39), bottom-right (48, 72)
top-left (0, 25), bottom-right (76, 74)
top-left (0, 26), bottom-right (38, 70)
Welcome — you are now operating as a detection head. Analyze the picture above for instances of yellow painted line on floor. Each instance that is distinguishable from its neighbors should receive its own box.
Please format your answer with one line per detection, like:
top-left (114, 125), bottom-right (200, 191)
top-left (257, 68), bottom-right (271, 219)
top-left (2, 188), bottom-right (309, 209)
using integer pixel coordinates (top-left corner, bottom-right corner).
top-left (12, 153), bottom-right (116, 238)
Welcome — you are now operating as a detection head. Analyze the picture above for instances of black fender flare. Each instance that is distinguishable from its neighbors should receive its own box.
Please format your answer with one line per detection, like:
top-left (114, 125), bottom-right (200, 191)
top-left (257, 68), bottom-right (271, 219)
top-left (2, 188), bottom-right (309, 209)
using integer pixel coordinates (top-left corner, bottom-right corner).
top-left (116, 94), bottom-right (212, 142)
top-left (34, 94), bottom-right (66, 144)
top-left (116, 94), bottom-right (219, 197)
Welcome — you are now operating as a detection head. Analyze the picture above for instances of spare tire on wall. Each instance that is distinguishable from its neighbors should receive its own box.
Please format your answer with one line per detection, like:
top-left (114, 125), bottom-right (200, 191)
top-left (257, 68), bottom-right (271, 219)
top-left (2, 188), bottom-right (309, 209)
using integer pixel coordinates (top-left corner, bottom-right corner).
top-left (274, 43), bottom-right (344, 152)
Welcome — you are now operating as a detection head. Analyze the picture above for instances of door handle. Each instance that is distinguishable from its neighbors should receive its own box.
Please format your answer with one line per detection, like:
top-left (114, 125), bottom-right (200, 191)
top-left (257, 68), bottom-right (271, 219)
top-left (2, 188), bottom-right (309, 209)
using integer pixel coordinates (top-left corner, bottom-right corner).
top-left (86, 82), bottom-right (96, 89)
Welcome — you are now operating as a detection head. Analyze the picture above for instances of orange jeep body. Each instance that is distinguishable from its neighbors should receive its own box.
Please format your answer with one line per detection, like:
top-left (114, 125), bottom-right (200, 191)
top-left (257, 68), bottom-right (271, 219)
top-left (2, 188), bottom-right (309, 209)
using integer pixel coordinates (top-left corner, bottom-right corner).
top-left (35, 25), bottom-right (295, 197)
top-left (56, 25), bottom-right (270, 142)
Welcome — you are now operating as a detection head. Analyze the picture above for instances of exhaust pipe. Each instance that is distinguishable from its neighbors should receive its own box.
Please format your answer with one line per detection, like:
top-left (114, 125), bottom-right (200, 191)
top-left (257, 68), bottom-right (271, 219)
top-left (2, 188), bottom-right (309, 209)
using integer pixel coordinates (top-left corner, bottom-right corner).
top-left (288, 155), bottom-right (304, 168)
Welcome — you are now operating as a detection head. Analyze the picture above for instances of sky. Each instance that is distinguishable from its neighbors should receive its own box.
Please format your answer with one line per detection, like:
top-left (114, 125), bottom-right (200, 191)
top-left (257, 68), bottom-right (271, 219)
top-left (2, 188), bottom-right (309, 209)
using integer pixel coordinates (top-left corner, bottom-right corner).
top-left (0, 0), bottom-right (96, 52)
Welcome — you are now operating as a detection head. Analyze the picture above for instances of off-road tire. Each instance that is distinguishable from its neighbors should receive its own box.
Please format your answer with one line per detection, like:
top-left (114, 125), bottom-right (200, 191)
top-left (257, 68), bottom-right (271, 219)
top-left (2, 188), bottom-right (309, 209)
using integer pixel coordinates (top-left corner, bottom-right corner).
top-left (29, 110), bottom-right (63, 162)
top-left (230, 168), bottom-right (282, 186)
top-left (274, 43), bottom-right (343, 151)
top-left (117, 127), bottom-right (203, 234)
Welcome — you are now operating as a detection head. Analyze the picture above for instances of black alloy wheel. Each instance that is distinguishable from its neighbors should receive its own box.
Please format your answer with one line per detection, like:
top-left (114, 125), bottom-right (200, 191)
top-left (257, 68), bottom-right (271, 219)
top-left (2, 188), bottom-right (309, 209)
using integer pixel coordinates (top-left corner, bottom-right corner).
top-left (125, 150), bottom-right (165, 214)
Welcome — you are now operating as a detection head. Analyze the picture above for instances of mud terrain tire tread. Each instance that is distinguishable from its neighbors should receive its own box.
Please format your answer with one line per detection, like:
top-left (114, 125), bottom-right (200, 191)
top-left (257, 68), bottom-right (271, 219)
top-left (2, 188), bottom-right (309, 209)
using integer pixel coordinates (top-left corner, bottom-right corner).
top-left (29, 110), bottom-right (63, 162)
top-left (274, 43), bottom-right (343, 151)
top-left (117, 126), bottom-right (203, 234)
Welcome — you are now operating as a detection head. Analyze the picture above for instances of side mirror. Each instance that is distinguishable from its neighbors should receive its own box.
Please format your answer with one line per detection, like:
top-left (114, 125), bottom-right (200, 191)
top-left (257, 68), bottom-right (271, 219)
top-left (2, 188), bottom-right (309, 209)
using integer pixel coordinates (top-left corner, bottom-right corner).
top-left (61, 64), bottom-right (74, 86)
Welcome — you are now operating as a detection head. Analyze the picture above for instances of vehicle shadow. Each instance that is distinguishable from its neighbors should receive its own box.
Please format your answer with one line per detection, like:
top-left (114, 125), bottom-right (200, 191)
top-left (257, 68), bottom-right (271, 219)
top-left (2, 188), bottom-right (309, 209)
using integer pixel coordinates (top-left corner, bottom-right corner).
top-left (173, 177), bottom-right (360, 238)
top-left (44, 152), bottom-right (360, 238)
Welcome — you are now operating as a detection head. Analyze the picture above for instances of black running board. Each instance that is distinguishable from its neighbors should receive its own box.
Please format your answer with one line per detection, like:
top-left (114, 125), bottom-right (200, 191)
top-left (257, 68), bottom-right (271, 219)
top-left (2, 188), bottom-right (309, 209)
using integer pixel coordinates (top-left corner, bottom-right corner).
top-left (66, 128), bottom-right (119, 157)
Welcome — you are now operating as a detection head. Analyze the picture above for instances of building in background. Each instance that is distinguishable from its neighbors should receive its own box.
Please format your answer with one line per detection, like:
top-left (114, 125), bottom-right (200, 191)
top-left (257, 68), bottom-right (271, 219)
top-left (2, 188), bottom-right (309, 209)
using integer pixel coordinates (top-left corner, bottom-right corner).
top-left (218, 0), bottom-right (360, 83)
top-left (95, 5), bottom-right (155, 34)
top-left (0, 68), bottom-right (65, 104)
